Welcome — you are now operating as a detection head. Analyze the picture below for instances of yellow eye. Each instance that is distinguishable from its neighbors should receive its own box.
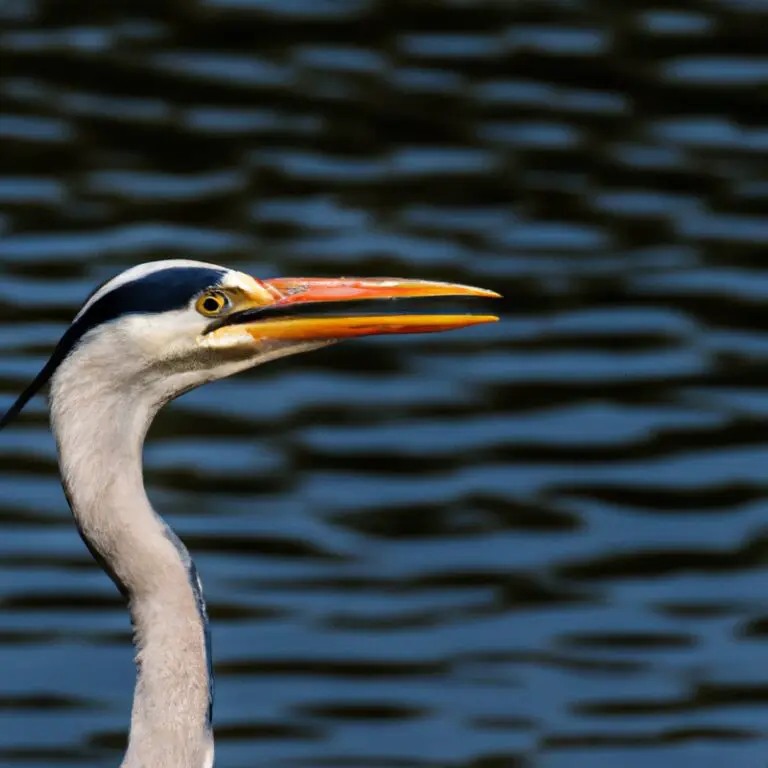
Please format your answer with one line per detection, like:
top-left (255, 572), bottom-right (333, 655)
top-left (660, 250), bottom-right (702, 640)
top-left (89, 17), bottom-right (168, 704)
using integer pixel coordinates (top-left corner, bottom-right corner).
top-left (196, 291), bottom-right (229, 317)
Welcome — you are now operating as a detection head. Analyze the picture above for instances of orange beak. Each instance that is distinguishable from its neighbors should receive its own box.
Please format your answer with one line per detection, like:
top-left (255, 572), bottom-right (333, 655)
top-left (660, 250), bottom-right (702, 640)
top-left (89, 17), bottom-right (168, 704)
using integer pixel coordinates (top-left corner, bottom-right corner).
top-left (210, 276), bottom-right (500, 342)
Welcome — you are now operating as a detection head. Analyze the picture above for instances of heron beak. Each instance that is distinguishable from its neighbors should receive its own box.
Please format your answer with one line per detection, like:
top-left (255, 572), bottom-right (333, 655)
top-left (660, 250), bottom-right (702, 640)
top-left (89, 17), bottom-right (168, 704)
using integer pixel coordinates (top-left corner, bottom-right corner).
top-left (210, 276), bottom-right (501, 343)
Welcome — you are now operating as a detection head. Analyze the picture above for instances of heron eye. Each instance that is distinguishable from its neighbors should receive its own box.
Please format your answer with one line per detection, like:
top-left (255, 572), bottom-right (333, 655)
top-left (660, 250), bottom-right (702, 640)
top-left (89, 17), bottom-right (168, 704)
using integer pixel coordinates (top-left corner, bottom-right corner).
top-left (196, 291), bottom-right (229, 317)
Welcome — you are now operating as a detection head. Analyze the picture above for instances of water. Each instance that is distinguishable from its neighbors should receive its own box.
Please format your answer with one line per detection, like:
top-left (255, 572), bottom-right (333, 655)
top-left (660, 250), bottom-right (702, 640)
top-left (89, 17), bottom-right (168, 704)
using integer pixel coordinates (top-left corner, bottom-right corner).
top-left (1, 1), bottom-right (768, 766)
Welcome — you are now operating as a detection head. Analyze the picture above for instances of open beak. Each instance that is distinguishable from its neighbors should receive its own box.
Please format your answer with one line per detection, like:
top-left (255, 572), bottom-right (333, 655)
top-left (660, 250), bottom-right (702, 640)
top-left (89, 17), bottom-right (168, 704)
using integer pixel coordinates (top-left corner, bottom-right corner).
top-left (210, 276), bottom-right (500, 343)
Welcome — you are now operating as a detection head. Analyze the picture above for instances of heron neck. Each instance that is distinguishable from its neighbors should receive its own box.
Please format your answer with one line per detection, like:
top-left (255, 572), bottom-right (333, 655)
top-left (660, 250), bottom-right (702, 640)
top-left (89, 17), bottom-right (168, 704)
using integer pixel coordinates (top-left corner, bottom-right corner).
top-left (50, 374), bottom-right (214, 768)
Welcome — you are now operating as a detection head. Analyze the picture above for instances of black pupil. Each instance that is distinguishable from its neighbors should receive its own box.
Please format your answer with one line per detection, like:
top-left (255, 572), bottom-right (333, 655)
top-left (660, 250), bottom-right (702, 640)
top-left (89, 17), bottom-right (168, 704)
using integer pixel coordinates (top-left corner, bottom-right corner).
top-left (203, 296), bottom-right (221, 313)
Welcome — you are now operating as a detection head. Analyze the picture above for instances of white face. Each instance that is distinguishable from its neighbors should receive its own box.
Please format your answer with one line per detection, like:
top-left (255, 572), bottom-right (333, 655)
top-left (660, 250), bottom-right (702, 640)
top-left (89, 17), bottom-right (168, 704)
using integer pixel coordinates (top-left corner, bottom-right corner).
top-left (114, 267), bottom-right (273, 359)
top-left (57, 262), bottom-right (333, 411)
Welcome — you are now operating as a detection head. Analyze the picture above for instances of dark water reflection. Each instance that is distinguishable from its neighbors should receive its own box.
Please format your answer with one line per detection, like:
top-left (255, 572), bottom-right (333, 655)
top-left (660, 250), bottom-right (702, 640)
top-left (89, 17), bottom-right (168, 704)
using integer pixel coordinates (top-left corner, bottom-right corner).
top-left (2, 1), bottom-right (768, 766)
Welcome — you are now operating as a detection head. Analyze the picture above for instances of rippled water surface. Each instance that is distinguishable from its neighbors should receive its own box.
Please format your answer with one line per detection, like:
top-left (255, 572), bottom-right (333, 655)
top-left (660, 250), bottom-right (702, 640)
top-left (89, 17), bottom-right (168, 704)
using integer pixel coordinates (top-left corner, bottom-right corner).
top-left (2, 1), bottom-right (768, 766)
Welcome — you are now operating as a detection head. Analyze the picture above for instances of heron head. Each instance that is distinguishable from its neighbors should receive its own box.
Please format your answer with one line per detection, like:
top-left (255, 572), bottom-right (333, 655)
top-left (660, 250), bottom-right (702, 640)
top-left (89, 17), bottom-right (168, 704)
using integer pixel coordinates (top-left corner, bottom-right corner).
top-left (0, 259), bottom-right (499, 429)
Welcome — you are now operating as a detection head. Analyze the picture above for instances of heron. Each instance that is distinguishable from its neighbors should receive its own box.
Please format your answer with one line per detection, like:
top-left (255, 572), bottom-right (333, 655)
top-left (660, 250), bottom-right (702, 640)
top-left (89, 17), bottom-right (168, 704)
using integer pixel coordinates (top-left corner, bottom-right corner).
top-left (0, 259), bottom-right (499, 767)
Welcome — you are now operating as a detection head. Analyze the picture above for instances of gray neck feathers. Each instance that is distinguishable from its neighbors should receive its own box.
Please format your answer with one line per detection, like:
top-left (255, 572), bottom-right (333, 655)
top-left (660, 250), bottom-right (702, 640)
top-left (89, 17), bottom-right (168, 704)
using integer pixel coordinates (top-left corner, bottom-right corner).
top-left (49, 345), bottom-right (214, 768)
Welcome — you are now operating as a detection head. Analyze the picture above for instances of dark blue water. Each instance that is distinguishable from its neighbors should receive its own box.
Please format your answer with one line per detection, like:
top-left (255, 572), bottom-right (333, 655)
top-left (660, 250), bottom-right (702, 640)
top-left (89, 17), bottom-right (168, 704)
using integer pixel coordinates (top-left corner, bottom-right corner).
top-left (2, 1), bottom-right (768, 766)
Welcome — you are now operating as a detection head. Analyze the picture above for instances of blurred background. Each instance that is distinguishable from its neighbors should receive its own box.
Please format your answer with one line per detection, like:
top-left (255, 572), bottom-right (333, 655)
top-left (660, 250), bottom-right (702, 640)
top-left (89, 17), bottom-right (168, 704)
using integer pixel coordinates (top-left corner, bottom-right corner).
top-left (1, 1), bottom-right (768, 767)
